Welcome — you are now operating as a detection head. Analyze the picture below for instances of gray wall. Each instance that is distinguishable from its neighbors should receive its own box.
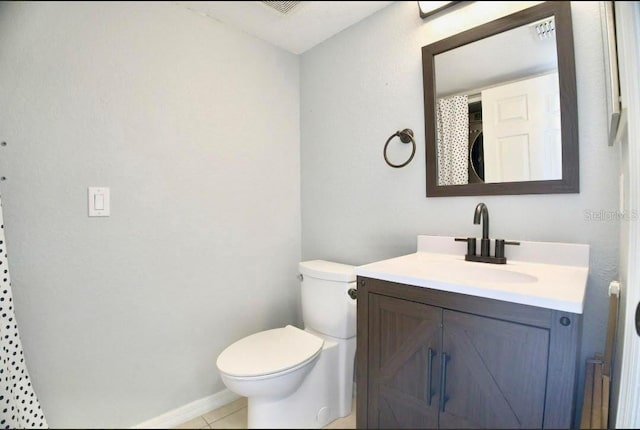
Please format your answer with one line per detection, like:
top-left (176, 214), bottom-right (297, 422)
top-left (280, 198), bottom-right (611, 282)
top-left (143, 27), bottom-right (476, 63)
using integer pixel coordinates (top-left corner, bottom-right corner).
top-left (301, 0), bottom-right (619, 422)
top-left (0, 2), bottom-right (300, 428)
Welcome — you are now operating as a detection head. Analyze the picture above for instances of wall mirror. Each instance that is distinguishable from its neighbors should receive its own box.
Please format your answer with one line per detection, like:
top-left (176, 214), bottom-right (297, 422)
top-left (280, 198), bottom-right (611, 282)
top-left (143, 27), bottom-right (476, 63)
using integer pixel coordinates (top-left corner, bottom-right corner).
top-left (422, 1), bottom-right (578, 197)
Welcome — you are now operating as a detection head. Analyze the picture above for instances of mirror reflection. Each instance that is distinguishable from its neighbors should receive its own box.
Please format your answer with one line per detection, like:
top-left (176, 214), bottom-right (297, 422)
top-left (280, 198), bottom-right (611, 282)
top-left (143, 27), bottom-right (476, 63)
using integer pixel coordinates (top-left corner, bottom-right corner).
top-left (434, 16), bottom-right (560, 185)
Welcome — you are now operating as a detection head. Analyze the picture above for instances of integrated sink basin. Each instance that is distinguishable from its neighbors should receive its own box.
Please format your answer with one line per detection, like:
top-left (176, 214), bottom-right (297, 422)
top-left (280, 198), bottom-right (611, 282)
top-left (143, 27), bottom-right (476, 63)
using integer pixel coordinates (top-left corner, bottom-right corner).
top-left (355, 235), bottom-right (590, 313)
top-left (427, 261), bottom-right (538, 284)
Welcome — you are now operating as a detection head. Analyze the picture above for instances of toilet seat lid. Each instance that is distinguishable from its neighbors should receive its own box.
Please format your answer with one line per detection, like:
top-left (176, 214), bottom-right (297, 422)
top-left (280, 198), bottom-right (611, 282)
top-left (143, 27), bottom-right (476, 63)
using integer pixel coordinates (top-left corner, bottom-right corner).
top-left (216, 325), bottom-right (323, 377)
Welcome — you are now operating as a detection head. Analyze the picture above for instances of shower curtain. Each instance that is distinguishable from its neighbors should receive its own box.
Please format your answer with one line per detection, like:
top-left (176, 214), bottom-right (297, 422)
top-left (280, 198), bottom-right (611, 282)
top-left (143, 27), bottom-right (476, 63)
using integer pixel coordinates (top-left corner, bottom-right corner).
top-left (0, 196), bottom-right (47, 429)
top-left (436, 95), bottom-right (469, 185)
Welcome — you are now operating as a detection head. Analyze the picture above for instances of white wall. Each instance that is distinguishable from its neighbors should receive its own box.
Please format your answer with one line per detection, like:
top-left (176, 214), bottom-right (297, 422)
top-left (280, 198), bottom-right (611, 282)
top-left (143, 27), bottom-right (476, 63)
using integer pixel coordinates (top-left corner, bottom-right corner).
top-left (0, 1), bottom-right (300, 428)
top-left (612, 2), bottom-right (640, 425)
top-left (301, 0), bottom-right (619, 423)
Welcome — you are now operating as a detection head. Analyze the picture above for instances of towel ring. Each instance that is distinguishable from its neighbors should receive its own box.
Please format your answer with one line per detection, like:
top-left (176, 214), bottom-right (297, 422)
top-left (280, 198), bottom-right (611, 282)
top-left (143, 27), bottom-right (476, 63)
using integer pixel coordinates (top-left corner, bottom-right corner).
top-left (384, 129), bottom-right (416, 168)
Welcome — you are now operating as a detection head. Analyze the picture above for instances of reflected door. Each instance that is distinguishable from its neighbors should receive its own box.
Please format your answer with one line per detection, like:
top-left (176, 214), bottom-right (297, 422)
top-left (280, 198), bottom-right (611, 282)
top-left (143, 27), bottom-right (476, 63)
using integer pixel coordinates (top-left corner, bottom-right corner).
top-left (481, 72), bottom-right (561, 183)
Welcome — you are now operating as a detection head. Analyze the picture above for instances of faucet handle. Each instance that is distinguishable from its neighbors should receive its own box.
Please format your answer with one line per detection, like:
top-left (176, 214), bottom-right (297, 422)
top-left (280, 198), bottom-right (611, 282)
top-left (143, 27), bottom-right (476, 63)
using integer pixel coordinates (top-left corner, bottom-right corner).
top-left (454, 237), bottom-right (477, 256)
top-left (495, 240), bottom-right (520, 259)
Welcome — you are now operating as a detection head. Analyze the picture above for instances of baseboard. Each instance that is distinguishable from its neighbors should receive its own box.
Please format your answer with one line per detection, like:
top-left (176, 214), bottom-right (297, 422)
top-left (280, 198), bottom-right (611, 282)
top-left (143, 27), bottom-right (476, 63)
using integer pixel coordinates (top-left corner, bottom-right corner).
top-left (132, 389), bottom-right (241, 429)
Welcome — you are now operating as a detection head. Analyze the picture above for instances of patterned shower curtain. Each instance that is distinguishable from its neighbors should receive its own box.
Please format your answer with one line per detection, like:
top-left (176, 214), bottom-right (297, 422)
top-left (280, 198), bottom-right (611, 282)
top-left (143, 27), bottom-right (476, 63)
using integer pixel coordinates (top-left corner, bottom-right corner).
top-left (436, 95), bottom-right (469, 185)
top-left (0, 196), bottom-right (47, 429)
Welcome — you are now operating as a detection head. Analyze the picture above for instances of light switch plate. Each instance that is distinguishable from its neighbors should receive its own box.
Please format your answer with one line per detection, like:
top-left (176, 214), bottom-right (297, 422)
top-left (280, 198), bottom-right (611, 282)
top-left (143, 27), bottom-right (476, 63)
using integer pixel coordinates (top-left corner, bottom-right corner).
top-left (88, 187), bottom-right (110, 217)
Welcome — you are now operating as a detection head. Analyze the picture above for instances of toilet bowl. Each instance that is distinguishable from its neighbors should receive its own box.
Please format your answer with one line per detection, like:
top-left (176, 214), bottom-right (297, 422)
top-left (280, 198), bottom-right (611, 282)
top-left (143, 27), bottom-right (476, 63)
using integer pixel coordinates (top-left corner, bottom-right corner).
top-left (216, 260), bottom-right (356, 429)
top-left (217, 325), bottom-right (323, 399)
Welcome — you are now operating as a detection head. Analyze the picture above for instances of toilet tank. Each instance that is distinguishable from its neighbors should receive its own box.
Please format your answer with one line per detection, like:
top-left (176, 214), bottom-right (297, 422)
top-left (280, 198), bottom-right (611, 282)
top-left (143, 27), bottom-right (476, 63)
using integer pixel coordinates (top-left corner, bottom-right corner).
top-left (299, 260), bottom-right (356, 339)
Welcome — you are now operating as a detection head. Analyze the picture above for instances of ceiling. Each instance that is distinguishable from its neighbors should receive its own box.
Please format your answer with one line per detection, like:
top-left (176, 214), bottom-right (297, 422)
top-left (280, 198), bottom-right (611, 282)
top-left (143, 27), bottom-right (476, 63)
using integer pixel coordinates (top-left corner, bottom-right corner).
top-left (173, 1), bottom-right (395, 55)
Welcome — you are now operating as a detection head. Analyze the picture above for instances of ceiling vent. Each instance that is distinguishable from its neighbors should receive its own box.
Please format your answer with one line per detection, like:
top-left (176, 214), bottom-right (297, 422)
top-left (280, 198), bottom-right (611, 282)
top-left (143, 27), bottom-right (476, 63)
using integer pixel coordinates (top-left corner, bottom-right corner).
top-left (260, 1), bottom-right (301, 15)
top-left (530, 17), bottom-right (556, 41)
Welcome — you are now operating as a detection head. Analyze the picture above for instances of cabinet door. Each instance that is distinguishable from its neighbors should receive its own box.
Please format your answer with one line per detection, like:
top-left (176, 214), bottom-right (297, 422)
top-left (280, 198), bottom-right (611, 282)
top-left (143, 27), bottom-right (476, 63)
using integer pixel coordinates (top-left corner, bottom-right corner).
top-left (368, 294), bottom-right (441, 429)
top-left (439, 310), bottom-right (549, 429)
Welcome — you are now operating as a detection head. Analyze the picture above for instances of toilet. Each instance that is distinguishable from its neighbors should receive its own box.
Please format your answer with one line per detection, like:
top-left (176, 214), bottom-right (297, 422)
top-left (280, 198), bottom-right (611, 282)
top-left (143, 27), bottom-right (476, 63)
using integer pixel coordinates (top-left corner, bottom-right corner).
top-left (216, 260), bottom-right (357, 429)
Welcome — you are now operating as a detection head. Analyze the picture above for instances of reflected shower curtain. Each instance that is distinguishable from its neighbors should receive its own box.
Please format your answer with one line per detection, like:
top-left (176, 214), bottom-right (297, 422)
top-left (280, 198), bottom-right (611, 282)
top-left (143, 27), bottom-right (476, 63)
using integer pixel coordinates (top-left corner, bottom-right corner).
top-left (0, 196), bottom-right (47, 429)
top-left (436, 95), bottom-right (469, 185)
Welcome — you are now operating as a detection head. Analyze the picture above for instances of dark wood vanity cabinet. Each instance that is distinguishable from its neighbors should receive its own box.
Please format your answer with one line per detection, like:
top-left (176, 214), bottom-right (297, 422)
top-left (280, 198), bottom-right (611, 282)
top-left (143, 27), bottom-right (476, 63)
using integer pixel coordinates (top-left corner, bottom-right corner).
top-left (356, 277), bottom-right (581, 429)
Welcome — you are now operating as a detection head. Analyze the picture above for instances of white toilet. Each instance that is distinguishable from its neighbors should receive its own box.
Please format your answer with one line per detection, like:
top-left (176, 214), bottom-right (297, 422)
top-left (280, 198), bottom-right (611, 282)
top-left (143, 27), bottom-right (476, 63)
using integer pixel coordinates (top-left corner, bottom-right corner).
top-left (216, 260), bottom-right (357, 429)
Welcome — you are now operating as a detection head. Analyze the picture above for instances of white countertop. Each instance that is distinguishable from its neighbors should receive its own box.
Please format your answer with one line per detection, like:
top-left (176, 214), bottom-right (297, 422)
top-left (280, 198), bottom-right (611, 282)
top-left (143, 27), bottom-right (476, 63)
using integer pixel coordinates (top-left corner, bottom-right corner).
top-left (354, 236), bottom-right (590, 314)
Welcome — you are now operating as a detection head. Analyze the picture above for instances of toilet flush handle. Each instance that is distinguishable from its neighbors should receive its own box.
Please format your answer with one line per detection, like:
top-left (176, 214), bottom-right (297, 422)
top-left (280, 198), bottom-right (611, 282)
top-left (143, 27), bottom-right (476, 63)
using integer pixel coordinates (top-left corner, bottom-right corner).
top-left (348, 288), bottom-right (357, 300)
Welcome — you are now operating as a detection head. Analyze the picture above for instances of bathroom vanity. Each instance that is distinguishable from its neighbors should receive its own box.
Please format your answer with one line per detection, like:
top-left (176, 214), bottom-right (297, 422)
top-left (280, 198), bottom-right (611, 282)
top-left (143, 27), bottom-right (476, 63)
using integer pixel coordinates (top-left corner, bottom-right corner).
top-left (355, 236), bottom-right (589, 429)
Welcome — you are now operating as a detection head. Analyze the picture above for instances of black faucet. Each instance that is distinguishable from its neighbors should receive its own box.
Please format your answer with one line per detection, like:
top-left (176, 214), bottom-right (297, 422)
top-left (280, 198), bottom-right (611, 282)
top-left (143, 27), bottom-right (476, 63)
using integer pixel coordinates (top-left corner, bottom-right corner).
top-left (473, 202), bottom-right (490, 256)
top-left (455, 203), bottom-right (520, 264)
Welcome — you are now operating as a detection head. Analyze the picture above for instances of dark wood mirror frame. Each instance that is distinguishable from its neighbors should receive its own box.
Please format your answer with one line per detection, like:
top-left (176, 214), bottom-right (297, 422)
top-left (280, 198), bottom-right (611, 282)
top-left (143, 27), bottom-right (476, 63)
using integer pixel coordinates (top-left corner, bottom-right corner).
top-left (422, 1), bottom-right (578, 197)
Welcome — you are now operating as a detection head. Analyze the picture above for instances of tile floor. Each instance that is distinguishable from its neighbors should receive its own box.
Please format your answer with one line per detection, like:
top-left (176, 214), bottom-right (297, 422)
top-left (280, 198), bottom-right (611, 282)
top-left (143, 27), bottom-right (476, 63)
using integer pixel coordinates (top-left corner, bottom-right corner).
top-left (174, 397), bottom-right (356, 429)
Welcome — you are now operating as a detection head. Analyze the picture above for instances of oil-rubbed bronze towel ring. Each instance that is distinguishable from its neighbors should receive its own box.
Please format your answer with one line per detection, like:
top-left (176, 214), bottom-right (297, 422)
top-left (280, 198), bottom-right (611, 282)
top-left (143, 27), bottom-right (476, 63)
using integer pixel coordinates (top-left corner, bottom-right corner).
top-left (383, 129), bottom-right (416, 168)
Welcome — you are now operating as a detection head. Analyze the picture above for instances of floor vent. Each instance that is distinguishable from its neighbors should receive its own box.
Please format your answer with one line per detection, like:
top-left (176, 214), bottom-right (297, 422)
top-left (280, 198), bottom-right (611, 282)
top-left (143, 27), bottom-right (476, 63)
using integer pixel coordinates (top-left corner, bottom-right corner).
top-left (261, 1), bottom-right (301, 15)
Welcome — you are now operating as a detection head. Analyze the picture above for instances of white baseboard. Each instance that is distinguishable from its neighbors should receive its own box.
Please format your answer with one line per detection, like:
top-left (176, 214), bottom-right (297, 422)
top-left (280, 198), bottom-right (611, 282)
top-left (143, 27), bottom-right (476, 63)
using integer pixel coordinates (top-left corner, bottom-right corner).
top-left (132, 389), bottom-right (241, 429)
